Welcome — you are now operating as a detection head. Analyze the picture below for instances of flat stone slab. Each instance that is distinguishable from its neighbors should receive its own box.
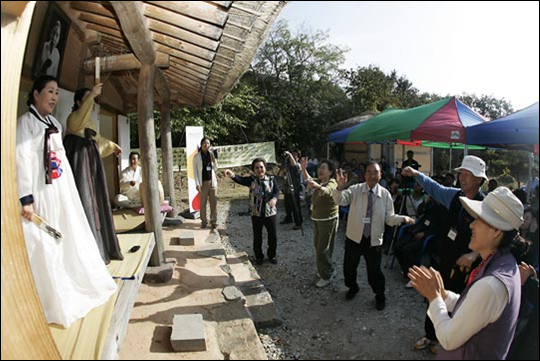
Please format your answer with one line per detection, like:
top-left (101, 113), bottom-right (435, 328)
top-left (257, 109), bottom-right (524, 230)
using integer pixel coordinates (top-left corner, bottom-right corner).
top-left (179, 231), bottom-right (195, 246)
top-left (171, 314), bottom-right (206, 352)
top-left (222, 285), bottom-right (245, 302)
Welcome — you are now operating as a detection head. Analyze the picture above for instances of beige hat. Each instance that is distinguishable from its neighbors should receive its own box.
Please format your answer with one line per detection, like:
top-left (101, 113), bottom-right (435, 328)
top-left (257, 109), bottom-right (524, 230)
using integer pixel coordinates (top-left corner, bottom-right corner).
top-left (455, 155), bottom-right (488, 180)
top-left (460, 187), bottom-right (524, 231)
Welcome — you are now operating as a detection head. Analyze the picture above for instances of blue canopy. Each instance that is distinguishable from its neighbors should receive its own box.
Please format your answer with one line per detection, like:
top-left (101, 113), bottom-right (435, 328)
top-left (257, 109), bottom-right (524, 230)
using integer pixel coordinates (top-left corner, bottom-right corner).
top-left (466, 102), bottom-right (539, 147)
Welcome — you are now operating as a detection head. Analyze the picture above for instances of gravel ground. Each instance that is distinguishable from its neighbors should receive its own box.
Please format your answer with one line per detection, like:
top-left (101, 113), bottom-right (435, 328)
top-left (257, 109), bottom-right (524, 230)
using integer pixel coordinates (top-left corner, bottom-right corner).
top-left (216, 195), bottom-right (437, 360)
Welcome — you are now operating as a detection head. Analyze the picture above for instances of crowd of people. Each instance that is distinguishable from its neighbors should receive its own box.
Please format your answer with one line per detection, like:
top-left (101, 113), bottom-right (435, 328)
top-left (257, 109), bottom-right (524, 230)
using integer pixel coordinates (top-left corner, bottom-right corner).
top-left (16, 76), bottom-right (538, 358)
top-left (216, 147), bottom-right (538, 360)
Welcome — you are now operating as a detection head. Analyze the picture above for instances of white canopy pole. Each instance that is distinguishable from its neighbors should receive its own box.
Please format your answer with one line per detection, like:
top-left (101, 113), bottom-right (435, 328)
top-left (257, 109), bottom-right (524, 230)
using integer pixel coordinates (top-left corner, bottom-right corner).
top-left (449, 144), bottom-right (452, 173)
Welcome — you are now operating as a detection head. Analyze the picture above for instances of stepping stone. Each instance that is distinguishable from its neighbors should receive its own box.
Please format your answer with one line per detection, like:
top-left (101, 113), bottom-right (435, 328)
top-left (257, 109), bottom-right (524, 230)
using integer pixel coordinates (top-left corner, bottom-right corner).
top-left (171, 314), bottom-right (206, 352)
top-left (179, 231), bottom-right (195, 246)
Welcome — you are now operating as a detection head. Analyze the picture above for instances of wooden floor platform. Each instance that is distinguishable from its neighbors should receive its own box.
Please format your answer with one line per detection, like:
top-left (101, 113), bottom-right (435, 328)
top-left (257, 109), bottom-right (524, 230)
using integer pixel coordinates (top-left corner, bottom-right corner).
top-left (49, 233), bottom-right (155, 360)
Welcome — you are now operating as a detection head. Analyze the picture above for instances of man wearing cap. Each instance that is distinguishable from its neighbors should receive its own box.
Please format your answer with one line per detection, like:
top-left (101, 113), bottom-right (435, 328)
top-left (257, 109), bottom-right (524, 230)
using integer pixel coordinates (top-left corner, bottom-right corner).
top-left (402, 155), bottom-right (487, 353)
top-left (408, 187), bottom-right (527, 359)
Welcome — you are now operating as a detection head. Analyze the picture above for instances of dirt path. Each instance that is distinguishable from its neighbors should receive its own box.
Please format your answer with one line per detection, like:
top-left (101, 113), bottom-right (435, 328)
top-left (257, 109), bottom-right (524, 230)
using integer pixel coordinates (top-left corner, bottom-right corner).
top-left (217, 197), bottom-right (437, 360)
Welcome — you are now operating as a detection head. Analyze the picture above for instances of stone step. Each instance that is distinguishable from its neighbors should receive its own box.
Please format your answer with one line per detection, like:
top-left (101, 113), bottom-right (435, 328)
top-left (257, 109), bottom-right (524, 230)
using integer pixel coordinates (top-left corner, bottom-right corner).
top-left (171, 314), bottom-right (206, 352)
top-left (224, 251), bottom-right (281, 329)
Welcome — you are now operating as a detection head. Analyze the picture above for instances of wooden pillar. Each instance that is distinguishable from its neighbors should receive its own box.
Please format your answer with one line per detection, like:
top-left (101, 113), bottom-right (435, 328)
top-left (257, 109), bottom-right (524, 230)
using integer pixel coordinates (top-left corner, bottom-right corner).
top-left (1, 3), bottom-right (61, 359)
top-left (137, 63), bottom-right (164, 266)
top-left (160, 100), bottom-right (177, 217)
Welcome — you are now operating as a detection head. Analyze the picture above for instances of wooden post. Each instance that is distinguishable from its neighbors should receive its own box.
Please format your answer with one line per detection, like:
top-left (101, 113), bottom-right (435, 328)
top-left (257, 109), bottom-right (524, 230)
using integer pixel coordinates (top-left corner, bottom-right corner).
top-left (137, 63), bottom-right (164, 266)
top-left (160, 100), bottom-right (177, 217)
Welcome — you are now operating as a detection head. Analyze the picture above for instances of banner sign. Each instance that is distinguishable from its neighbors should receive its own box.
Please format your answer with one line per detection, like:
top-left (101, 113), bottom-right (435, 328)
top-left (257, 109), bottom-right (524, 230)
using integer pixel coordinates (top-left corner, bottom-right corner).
top-left (168, 141), bottom-right (276, 171)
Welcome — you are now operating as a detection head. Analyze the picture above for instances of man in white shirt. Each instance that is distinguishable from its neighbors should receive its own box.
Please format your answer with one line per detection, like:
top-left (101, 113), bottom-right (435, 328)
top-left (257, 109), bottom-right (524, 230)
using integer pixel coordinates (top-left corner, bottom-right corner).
top-left (333, 162), bottom-right (414, 310)
top-left (115, 151), bottom-right (143, 208)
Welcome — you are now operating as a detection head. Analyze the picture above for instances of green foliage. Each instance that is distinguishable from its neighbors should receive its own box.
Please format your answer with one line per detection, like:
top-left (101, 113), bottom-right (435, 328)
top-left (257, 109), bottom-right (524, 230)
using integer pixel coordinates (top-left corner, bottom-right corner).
top-left (244, 20), bottom-right (352, 154)
top-left (128, 19), bottom-right (531, 173)
top-left (129, 84), bottom-right (259, 148)
top-left (459, 93), bottom-right (514, 120)
top-left (341, 65), bottom-right (446, 114)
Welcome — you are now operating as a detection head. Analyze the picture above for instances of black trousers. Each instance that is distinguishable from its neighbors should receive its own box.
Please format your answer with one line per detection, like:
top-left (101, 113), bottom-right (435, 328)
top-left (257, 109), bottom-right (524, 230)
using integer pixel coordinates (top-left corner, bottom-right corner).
top-left (343, 237), bottom-right (385, 296)
top-left (251, 215), bottom-right (277, 259)
top-left (284, 192), bottom-right (302, 226)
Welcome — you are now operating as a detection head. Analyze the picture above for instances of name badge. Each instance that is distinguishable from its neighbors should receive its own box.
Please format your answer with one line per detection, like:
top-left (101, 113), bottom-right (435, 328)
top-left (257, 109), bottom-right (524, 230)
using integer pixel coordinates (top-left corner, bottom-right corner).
top-left (206, 166), bottom-right (212, 171)
top-left (447, 228), bottom-right (457, 241)
top-left (363, 217), bottom-right (371, 224)
top-left (424, 220), bottom-right (431, 227)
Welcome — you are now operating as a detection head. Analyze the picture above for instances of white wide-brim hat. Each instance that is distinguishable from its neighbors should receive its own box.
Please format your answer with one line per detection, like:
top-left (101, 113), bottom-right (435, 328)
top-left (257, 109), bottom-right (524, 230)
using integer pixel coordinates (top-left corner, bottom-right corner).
top-left (455, 155), bottom-right (488, 180)
top-left (460, 186), bottom-right (524, 231)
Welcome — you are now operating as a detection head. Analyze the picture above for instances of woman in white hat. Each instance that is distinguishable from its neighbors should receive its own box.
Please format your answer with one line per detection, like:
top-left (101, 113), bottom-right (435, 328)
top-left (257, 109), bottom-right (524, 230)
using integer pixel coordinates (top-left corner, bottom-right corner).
top-left (408, 187), bottom-right (528, 360)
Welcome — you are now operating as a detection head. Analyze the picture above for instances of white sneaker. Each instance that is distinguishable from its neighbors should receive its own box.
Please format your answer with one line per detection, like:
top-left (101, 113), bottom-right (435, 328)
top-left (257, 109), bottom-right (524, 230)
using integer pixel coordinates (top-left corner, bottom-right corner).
top-left (316, 278), bottom-right (332, 288)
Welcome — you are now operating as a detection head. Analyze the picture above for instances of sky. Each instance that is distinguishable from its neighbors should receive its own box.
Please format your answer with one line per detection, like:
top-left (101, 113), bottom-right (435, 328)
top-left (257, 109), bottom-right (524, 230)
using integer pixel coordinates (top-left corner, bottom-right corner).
top-left (276, 1), bottom-right (539, 110)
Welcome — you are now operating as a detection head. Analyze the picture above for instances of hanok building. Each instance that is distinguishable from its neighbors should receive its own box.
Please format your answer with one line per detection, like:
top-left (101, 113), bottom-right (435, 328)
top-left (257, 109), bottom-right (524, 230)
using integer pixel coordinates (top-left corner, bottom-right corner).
top-left (1, 1), bottom-right (285, 359)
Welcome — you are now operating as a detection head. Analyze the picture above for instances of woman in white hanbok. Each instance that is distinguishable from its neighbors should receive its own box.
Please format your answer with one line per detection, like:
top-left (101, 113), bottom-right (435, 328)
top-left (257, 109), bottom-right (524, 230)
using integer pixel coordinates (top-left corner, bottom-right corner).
top-left (17, 76), bottom-right (117, 328)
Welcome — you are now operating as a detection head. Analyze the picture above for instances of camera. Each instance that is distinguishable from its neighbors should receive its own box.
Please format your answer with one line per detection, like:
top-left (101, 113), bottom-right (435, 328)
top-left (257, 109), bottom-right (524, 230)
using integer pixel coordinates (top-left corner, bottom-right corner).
top-left (401, 188), bottom-right (412, 195)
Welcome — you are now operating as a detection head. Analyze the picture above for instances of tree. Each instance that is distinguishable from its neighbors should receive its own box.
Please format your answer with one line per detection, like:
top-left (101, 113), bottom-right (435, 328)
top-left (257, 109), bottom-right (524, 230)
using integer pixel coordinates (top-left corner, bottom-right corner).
top-left (129, 83), bottom-right (260, 148)
top-left (342, 65), bottom-right (444, 114)
top-left (246, 20), bottom-right (352, 155)
top-left (460, 93), bottom-right (513, 120)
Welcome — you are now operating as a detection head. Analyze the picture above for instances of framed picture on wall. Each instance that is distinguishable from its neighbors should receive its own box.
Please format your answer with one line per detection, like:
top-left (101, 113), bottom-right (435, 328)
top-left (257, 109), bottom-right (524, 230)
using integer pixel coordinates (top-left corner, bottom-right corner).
top-left (32, 2), bottom-right (70, 80)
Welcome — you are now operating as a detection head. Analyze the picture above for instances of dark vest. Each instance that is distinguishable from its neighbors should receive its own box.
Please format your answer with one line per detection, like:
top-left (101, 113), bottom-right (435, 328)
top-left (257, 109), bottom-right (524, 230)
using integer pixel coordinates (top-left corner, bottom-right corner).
top-left (436, 190), bottom-right (485, 292)
top-left (438, 251), bottom-right (521, 360)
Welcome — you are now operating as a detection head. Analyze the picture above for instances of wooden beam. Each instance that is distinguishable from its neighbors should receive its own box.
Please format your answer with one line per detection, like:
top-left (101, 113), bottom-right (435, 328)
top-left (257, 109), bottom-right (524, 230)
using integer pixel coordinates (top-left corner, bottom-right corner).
top-left (166, 74), bottom-right (205, 94)
top-left (156, 44), bottom-right (212, 69)
top-left (169, 74), bottom-right (206, 91)
top-left (148, 19), bottom-right (219, 52)
top-left (208, 1), bottom-right (233, 8)
top-left (170, 58), bottom-right (211, 76)
top-left (151, 32), bottom-right (215, 61)
top-left (169, 62), bottom-right (208, 81)
top-left (221, 31), bottom-right (246, 44)
top-left (146, 1), bottom-right (228, 26)
top-left (143, 3), bottom-right (223, 41)
top-left (167, 65), bottom-right (208, 83)
top-left (86, 23), bottom-right (123, 39)
top-left (70, 1), bottom-right (115, 17)
top-left (83, 53), bottom-right (169, 73)
top-left (165, 77), bottom-right (204, 102)
top-left (110, 1), bottom-right (155, 65)
top-left (230, 2), bottom-right (262, 16)
top-left (137, 64), bottom-right (164, 266)
top-left (84, 30), bottom-right (101, 45)
top-left (227, 20), bottom-right (253, 32)
top-left (55, 1), bottom-right (86, 41)
top-left (78, 12), bottom-right (121, 31)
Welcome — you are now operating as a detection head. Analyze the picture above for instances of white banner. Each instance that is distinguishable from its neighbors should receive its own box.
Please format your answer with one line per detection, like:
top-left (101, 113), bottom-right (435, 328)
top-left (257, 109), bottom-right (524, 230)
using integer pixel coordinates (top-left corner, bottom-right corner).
top-left (212, 142), bottom-right (276, 168)
top-left (185, 126), bottom-right (204, 213)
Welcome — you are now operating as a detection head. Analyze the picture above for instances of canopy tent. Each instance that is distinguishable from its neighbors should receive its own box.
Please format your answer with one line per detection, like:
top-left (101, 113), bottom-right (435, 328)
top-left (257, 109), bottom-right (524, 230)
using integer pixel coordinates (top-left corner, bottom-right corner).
top-left (328, 96), bottom-right (487, 144)
top-left (466, 102), bottom-right (539, 150)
